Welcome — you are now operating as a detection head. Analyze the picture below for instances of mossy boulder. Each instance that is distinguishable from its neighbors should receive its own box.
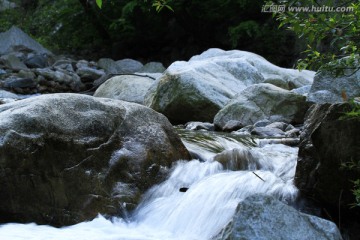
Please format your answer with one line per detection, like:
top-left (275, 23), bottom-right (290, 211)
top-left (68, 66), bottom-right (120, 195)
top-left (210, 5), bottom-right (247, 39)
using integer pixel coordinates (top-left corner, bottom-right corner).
top-left (0, 93), bottom-right (190, 226)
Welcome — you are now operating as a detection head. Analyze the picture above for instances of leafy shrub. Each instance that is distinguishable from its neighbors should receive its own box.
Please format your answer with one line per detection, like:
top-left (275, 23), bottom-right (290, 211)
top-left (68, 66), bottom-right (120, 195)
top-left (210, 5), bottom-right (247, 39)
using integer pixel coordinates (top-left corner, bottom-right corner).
top-left (269, 0), bottom-right (360, 73)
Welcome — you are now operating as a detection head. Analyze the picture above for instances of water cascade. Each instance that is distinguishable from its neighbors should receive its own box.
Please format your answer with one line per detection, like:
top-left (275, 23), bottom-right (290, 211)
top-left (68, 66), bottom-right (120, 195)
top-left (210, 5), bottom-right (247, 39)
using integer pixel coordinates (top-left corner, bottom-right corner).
top-left (0, 129), bottom-right (299, 240)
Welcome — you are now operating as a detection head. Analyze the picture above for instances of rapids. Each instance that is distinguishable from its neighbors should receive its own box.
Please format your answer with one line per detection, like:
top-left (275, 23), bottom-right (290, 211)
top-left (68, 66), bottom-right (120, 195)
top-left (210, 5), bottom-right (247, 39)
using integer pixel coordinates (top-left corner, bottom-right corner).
top-left (0, 128), bottom-right (299, 240)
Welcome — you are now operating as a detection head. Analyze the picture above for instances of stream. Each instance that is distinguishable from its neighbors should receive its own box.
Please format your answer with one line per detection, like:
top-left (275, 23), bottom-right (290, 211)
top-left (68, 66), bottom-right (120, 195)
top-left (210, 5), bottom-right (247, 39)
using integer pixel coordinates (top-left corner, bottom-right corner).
top-left (0, 128), bottom-right (299, 240)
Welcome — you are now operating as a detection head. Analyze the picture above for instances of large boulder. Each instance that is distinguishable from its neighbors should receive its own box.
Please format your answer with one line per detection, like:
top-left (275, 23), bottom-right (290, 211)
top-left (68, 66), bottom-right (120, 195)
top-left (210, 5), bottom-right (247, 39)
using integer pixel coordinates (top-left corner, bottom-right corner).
top-left (94, 74), bottom-right (157, 104)
top-left (215, 194), bottom-right (342, 240)
top-left (0, 93), bottom-right (190, 226)
top-left (190, 48), bottom-right (315, 90)
top-left (295, 103), bottom-right (360, 227)
top-left (0, 26), bottom-right (52, 55)
top-left (144, 52), bottom-right (264, 123)
top-left (145, 48), bottom-right (314, 123)
top-left (214, 83), bottom-right (308, 130)
top-left (308, 58), bottom-right (360, 103)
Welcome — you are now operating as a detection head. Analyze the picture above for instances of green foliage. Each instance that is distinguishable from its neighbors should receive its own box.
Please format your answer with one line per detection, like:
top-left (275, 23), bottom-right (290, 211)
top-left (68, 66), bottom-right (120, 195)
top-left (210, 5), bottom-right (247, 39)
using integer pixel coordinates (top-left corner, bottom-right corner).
top-left (269, 0), bottom-right (360, 73)
top-left (341, 156), bottom-right (360, 208)
top-left (0, 8), bottom-right (25, 32)
top-left (96, 0), bottom-right (102, 9)
top-left (0, 0), bottom-right (297, 66)
top-left (273, 3), bottom-right (360, 209)
top-left (229, 20), bottom-right (262, 47)
top-left (343, 109), bottom-right (360, 119)
top-left (352, 179), bottom-right (360, 208)
top-left (340, 99), bottom-right (360, 120)
top-left (152, 0), bottom-right (174, 12)
top-left (95, 0), bottom-right (173, 12)
top-left (340, 101), bottom-right (360, 208)
top-left (92, 0), bottom-right (295, 65)
top-left (270, 0), bottom-right (360, 210)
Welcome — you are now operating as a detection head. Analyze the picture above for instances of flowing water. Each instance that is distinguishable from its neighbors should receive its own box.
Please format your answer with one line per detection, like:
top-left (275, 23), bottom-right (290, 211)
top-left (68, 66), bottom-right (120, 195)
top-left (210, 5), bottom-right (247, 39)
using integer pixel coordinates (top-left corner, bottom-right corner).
top-left (0, 128), bottom-right (299, 240)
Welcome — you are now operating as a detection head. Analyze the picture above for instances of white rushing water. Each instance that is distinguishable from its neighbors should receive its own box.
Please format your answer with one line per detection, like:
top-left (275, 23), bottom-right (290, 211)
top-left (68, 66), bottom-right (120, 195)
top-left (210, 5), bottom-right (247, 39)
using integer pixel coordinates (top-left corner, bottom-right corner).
top-left (0, 130), bottom-right (299, 240)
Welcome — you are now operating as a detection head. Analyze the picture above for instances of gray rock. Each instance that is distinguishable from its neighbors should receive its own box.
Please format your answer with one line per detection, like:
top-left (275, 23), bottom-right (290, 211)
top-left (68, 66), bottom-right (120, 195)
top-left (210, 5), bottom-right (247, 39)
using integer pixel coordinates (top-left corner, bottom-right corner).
top-left (116, 58), bottom-right (143, 73)
top-left (76, 66), bottom-right (105, 81)
top-left (2, 76), bottom-right (36, 89)
top-left (190, 48), bottom-right (315, 89)
top-left (17, 69), bottom-right (36, 79)
top-left (97, 58), bottom-right (122, 74)
top-left (145, 53), bottom-right (264, 123)
top-left (97, 58), bottom-right (143, 75)
top-left (291, 85), bottom-right (311, 96)
top-left (308, 89), bottom-right (339, 103)
top-left (284, 124), bottom-right (295, 131)
top-left (214, 83), bottom-right (308, 129)
top-left (185, 121), bottom-right (215, 131)
top-left (253, 119), bottom-right (271, 128)
top-left (138, 62), bottom-right (166, 73)
top-left (52, 58), bottom-right (76, 71)
top-left (216, 194), bottom-right (342, 240)
top-left (0, 26), bottom-right (52, 55)
top-left (222, 120), bottom-right (244, 132)
top-left (266, 122), bottom-right (288, 131)
top-left (94, 75), bottom-right (154, 104)
top-left (285, 128), bottom-right (300, 138)
top-left (0, 93), bottom-right (190, 226)
top-left (308, 57), bottom-right (360, 103)
top-left (0, 69), bottom-right (6, 75)
top-left (296, 103), bottom-right (360, 219)
top-left (25, 53), bottom-right (49, 68)
top-left (75, 60), bottom-right (90, 69)
top-left (0, 89), bottom-right (18, 99)
top-left (146, 48), bottom-right (314, 123)
top-left (0, 54), bottom-right (28, 71)
top-left (251, 127), bottom-right (285, 137)
top-left (0, 0), bottom-right (16, 11)
top-left (264, 78), bottom-right (290, 89)
top-left (35, 68), bottom-right (83, 91)
top-left (232, 125), bottom-right (253, 136)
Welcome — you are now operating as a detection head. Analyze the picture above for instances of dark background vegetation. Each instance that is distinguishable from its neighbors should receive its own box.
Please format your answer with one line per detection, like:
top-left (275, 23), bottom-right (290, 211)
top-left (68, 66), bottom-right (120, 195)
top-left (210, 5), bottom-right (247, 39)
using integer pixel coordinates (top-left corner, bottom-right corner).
top-left (0, 0), bottom-right (305, 66)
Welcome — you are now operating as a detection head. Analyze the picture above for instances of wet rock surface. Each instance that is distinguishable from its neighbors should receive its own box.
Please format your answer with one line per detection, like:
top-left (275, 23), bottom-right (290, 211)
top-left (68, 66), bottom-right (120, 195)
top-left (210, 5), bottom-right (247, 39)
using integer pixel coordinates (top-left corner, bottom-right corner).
top-left (0, 93), bottom-right (190, 226)
top-left (215, 194), bottom-right (342, 240)
top-left (295, 103), bottom-right (360, 238)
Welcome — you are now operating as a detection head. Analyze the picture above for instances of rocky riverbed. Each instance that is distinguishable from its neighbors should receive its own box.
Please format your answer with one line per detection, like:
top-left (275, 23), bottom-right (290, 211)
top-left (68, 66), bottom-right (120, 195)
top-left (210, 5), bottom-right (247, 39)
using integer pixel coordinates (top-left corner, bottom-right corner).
top-left (1, 26), bottom-right (360, 239)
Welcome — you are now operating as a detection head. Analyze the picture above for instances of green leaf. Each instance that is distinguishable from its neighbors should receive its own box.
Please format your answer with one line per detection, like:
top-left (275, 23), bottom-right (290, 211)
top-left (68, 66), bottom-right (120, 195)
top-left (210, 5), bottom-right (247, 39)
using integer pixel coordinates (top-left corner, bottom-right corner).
top-left (165, 4), bottom-right (174, 12)
top-left (96, 0), bottom-right (102, 9)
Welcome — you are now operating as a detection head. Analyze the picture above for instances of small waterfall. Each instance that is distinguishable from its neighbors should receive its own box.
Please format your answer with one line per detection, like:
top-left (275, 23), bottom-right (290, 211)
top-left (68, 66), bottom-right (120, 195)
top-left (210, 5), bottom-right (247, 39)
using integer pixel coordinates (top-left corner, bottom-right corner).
top-left (135, 168), bottom-right (297, 240)
top-left (0, 129), bottom-right (299, 240)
